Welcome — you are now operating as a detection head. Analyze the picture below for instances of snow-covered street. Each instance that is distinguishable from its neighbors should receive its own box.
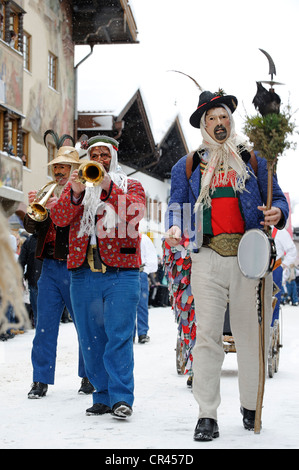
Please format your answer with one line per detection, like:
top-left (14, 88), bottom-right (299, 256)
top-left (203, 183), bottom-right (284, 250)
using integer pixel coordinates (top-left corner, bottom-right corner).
top-left (1, 304), bottom-right (299, 450)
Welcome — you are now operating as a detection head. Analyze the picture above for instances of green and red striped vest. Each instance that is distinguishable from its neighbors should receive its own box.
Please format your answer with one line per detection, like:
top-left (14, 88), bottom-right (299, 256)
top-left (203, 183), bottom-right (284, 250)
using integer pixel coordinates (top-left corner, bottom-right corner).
top-left (200, 160), bottom-right (245, 236)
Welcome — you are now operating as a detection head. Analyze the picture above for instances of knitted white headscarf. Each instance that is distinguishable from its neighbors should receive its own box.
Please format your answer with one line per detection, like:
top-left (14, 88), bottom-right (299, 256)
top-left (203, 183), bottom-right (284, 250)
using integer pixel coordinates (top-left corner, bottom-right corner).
top-left (77, 142), bottom-right (128, 238)
top-left (194, 104), bottom-right (252, 212)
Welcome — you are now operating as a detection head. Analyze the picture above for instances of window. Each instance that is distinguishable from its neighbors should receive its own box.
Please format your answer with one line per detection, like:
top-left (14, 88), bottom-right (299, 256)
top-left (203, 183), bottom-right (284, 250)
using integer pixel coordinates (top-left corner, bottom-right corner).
top-left (158, 201), bottom-right (162, 224)
top-left (153, 199), bottom-right (158, 222)
top-left (22, 130), bottom-right (29, 167)
top-left (0, 105), bottom-right (25, 158)
top-left (48, 52), bottom-right (58, 90)
top-left (0, 110), bottom-right (4, 150)
top-left (0, 108), bottom-right (19, 154)
top-left (0, 7), bottom-right (4, 40)
top-left (145, 195), bottom-right (150, 220)
top-left (7, 117), bottom-right (18, 155)
top-left (0, 1), bottom-right (24, 52)
top-left (23, 31), bottom-right (31, 71)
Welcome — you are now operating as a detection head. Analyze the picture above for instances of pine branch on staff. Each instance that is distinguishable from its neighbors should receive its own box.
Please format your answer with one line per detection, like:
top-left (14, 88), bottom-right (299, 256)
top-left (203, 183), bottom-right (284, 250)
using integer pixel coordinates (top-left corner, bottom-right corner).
top-left (243, 103), bottom-right (297, 168)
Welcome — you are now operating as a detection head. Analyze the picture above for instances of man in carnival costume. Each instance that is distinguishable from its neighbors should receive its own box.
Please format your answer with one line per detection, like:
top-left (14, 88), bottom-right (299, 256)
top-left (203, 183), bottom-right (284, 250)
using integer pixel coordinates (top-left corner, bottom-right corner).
top-left (165, 90), bottom-right (288, 441)
top-left (25, 142), bottom-right (91, 398)
top-left (51, 135), bottom-right (146, 419)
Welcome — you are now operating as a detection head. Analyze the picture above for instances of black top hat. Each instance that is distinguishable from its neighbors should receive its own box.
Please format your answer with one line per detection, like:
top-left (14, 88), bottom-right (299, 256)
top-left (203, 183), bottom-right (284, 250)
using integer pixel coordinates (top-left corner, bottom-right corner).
top-left (189, 91), bottom-right (238, 128)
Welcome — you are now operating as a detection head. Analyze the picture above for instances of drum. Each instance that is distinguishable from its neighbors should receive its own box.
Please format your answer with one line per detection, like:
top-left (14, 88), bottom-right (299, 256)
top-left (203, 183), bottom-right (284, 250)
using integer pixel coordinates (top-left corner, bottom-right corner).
top-left (237, 229), bottom-right (276, 279)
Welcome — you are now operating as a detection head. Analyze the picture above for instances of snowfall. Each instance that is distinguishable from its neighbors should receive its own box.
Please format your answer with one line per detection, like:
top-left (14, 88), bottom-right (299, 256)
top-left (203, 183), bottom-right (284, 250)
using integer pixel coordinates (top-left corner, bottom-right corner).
top-left (0, 303), bottom-right (299, 451)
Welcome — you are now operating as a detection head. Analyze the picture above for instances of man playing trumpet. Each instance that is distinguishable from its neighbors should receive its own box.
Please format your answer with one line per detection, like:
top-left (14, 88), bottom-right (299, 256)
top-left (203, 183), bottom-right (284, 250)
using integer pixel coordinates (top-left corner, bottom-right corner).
top-left (51, 135), bottom-right (146, 419)
top-left (24, 142), bottom-right (91, 398)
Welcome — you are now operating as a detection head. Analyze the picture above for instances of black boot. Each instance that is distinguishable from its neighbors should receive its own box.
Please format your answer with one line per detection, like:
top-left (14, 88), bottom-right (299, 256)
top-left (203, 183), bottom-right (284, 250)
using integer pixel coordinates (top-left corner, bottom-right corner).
top-left (193, 418), bottom-right (219, 441)
top-left (78, 377), bottom-right (95, 394)
top-left (186, 375), bottom-right (193, 388)
top-left (138, 335), bottom-right (150, 344)
top-left (86, 403), bottom-right (112, 415)
top-left (28, 382), bottom-right (48, 399)
top-left (240, 407), bottom-right (257, 430)
top-left (112, 401), bottom-right (133, 419)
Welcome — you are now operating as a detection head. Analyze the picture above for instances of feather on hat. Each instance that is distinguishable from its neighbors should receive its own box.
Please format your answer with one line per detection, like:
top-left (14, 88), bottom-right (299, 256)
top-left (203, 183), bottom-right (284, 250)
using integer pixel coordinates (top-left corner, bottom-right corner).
top-left (43, 130), bottom-right (80, 166)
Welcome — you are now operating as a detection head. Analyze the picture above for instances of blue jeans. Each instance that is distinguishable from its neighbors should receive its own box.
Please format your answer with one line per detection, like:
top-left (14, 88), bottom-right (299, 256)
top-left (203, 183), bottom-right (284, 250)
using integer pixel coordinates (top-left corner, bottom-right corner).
top-left (272, 265), bottom-right (283, 325)
top-left (134, 271), bottom-right (149, 337)
top-left (29, 285), bottom-right (38, 328)
top-left (5, 304), bottom-right (15, 334)
top-left (286, 280), bottom-right (299, 304)
top-left (32, 259), bottom-right (86, 384)
top-left (70, 267), bottom-right (140, 408)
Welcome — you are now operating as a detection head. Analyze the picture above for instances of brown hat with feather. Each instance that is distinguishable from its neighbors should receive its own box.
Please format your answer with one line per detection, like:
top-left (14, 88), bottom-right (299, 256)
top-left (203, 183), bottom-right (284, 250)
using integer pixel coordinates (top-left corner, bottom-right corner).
top-left (44, 130), bottom-right (80, 166)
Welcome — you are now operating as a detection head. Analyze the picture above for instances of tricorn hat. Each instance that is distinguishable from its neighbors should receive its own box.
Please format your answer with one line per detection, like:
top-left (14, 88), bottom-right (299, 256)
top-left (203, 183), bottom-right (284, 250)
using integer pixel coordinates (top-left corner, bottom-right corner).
top-left (47, 146), bottom-right (80, 166)
top-left (189, 91), bottom-right (238, 128)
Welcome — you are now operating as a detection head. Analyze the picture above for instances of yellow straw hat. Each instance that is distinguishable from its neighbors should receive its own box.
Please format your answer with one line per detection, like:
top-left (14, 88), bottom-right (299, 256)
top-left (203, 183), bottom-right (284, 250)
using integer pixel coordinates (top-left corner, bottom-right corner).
top-left (47, 146), bottom-right (80, 167)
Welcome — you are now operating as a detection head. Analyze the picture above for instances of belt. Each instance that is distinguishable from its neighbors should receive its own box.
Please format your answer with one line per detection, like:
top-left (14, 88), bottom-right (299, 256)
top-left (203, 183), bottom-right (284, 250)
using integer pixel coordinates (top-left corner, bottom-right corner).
top-left (87, 245), bottom-right (107, 273)
top-left (273, 258), bottom-right (282, 271)
top-left (202, 233), bottom-right (242, 257)
top-left (84, 245), bottom-right (139, 273)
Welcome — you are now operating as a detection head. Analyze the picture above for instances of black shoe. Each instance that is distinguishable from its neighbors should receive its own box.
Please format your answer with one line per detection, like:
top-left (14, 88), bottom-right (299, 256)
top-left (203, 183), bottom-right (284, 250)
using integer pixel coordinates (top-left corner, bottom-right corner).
top-left (193, 418), bottom-right (219, 441)
top-left (240, 407), bottom-right (257, 431)
top-left (28, 382), bottom-right (48, 399)
top-left (186, 376), bottom-right (193, 388)
top-left (138, 335), bottom-right (150, 344)
top-left (86, 403), bottom-right (112, 416)
top-left (78, 377), bottom-right (95, 394)
top-left (112, 401), bottom-right (133, 419)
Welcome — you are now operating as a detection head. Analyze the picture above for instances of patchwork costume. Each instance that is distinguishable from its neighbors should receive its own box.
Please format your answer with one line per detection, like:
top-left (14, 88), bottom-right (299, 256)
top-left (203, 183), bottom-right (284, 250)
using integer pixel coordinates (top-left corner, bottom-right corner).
top-left (164, 238), bottom-right (195, 376)
top-left (165, 91), bottom-right (289, 438)
top-left (51, 136), bottom-right (146, 416)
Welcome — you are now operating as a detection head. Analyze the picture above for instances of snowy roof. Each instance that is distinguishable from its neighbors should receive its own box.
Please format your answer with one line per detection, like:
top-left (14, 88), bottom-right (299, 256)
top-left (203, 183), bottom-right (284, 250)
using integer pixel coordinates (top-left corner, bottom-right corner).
top-left (78, 88), bottom-right (189, 180)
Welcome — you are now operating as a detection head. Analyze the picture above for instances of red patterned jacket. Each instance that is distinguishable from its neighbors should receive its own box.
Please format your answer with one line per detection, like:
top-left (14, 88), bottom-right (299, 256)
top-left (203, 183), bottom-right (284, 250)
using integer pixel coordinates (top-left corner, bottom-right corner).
top-left (50, 179), bottom-right (146, 270)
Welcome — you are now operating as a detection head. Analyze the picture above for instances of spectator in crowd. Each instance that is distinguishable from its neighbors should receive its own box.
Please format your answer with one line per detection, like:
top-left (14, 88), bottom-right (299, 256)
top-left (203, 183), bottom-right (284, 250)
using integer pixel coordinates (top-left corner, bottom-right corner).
top-left (0, 210), bottom-right (28, 339)
top-left (135, 234), bottom-right (158, 343)
top-left (18, 232), bottom-right (43, 328)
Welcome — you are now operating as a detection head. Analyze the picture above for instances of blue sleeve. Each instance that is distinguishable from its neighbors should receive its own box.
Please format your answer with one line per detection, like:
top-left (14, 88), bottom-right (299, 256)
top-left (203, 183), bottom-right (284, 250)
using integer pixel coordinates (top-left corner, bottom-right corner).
top-left (165, 156), bottom-right (189, 232)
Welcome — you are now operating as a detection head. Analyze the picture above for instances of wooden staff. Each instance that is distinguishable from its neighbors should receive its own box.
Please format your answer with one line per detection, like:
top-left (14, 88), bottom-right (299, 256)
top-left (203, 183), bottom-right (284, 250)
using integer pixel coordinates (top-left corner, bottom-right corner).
top-left (254, 159), bottom-right (276, 434)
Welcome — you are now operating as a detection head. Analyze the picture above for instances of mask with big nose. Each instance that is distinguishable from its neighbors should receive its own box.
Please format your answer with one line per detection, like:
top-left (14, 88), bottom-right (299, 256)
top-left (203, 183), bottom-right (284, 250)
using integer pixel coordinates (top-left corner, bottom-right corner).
top-left (205, 107), bottom-right (231, 143)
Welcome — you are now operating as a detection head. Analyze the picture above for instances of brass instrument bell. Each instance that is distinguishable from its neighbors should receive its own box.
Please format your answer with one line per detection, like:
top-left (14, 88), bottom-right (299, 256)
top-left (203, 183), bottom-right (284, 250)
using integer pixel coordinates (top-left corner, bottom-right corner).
top-left (27, 180), bottom-right (58, 222)
top-left (77, 161), bottom-right (105, 186)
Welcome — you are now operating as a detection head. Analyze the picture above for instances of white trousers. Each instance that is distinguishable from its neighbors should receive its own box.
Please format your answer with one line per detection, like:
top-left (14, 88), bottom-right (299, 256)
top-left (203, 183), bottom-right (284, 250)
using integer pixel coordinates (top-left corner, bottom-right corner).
top-left (190, 247), bottom-right (272, 420)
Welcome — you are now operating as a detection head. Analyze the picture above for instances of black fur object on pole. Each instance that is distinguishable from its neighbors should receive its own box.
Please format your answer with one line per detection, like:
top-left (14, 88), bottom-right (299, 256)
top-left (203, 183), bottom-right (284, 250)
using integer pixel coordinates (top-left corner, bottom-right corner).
top-left (252, 82), bottom-right (281, 116)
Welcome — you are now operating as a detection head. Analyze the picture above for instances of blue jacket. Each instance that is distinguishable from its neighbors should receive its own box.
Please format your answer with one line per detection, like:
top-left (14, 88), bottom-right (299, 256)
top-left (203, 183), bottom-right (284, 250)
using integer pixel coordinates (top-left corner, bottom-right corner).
top-left (165, 152), bottom-right (289, 249)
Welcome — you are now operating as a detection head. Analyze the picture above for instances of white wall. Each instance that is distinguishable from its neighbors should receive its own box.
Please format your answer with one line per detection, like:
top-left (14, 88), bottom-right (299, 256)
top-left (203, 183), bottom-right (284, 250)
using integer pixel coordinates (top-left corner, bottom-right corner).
top-left (122, 163), bottom-right (170, 256)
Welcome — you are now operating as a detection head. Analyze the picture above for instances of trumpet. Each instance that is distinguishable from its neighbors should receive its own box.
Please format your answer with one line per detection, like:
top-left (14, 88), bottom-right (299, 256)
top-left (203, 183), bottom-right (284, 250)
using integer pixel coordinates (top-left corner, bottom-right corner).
top-left (27, 180), bottom-right (58, 222)
top-left (77, 161), bottom-right (105, 186)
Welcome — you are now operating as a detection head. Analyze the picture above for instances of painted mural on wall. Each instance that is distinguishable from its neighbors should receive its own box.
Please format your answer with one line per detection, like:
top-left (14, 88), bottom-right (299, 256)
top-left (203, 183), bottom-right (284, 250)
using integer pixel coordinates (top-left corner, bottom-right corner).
top-left (24, 0), bottom-right (74, 143)
top-left (0, 152), bottom-right (23, 191)
top-left (0, 46), bottom-right (23, 111)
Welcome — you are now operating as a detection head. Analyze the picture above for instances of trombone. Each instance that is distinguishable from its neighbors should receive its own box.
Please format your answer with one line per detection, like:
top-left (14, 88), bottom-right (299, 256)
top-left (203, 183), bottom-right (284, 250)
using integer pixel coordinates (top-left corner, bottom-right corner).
top-left (27, 180), bottom-right (58, 222)
top-left (77, 161), bottom-right (105, 186)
